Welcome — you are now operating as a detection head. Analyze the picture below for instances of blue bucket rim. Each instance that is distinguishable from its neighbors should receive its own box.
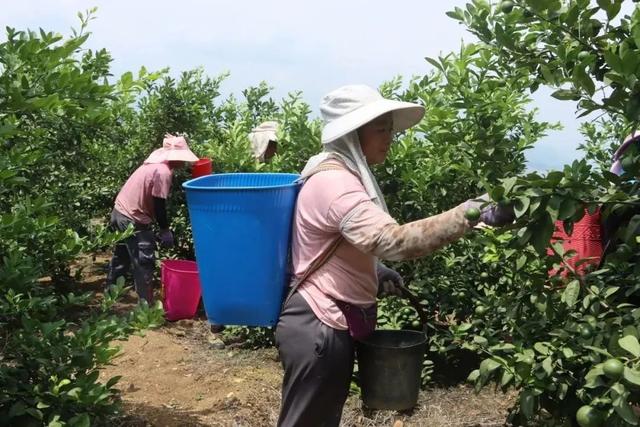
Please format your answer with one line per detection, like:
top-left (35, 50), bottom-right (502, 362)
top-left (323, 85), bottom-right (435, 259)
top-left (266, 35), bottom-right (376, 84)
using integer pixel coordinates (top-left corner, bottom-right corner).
top-left (183, 172), bottom-right (301, 191)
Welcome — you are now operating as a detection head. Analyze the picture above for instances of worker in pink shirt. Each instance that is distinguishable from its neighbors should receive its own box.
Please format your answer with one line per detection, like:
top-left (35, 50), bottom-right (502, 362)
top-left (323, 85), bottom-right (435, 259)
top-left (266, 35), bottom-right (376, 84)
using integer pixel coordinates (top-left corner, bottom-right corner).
top-left (275, 85), bottom-right (514, 426)
top-left (106, 134), bottom-right (199, 301)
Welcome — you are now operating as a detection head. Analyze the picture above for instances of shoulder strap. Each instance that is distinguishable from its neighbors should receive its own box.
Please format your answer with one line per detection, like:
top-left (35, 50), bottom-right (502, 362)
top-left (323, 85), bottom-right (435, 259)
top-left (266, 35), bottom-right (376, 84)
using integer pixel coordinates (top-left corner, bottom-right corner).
top-left (283, 162), bottom-right (346, 306)
top-left (296, 161), bottom-right (347, 183)
top-left (284, 236), bottom-right (344, 306)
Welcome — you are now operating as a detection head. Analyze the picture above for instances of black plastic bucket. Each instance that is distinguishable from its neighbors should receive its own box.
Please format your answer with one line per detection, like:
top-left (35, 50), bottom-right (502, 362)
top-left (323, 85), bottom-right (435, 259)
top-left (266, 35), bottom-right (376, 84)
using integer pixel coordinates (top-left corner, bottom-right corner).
top-left (356, 329), bottom-right (427, 410)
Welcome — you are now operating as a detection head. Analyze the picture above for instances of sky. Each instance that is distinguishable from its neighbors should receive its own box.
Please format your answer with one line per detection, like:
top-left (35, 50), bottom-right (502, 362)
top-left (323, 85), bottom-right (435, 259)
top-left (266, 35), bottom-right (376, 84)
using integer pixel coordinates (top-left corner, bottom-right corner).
top-left (2, 0), bottom-right (628, 171)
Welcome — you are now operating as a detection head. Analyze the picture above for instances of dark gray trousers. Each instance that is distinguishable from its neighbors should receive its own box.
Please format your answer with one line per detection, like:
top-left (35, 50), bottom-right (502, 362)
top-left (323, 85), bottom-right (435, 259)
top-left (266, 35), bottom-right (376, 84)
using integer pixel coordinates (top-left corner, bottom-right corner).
top-left (275, 292), bottom-right (354, 427)
top-left (105, 209), bottom-right (156, 302)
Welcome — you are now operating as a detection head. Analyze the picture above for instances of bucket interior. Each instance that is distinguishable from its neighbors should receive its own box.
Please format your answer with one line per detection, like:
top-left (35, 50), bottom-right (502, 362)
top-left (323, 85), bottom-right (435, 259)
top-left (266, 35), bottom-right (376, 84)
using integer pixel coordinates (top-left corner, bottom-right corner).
top-left (162, 259), bottom-right (198, 273)
top-left (359, 329), bottom-right (426, 350)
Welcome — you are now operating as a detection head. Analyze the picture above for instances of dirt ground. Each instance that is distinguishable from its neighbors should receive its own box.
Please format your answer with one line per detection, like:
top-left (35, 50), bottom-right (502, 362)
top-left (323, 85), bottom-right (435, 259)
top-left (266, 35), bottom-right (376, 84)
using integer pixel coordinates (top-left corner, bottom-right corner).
top-left (102, 320), bottom-right (515, 427)
top-left (80, 254), bottom-right (515, 426)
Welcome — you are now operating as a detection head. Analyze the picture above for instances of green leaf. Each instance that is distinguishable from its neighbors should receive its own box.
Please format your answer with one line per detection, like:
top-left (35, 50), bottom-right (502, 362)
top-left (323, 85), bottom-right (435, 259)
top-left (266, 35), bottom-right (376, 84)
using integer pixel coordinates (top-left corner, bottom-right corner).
top-left (540, 65), bottom-right (556, 85)
top-left (106, 375), bottom-right (122, 389)
top-left (573, 64), bottom-right (595, 96)
top-left (69, 413), bottom-right (90, 427)
top-left (490, 343), bottom-right (516, 352)
top-left (619, 335), bottom-right (640, 357)
top-left (446, 8), bottom-right (464, 21)
top-left (425, 57), bottom-right (443, 72)
top-left (597, 0), bottom-right (622, 20)
top-left (520, 389), bottom-right (536, 420)
top-left (534, 342), bottom-right (552, 356)
top-left (562, 280), bottom-right (580, 308)
top-left (585, 363), bottom-right (605, 388)
top-left (501, 370), bottom-right (514, 387)
top-left (25, 408), bottom-right (43, 420)
top-left (458, 322), bottom-right (473, 332)
top-left (474, 335), bottom-right (489, 346)
top-left (467, 369), bottom-right (480, 382)
top-left (503, 177), bottom-right (517, 196)
top-left (604, 286), bottom-right (620, 298)
top-left (558, 198), bottom-right (577, 221)
top-left (531, 215), bottom-right (555, 254)
top-left (604, 48), bottom-right (624, 73)
top-left (9, 401), bottom-right (27, 418)
top-left (562, 347), bottom-right (575, 359)
top-left (542, 357), bottom-right (553, 376)
top-left (623, 326), bottom-right (638, 339)
top-left (515, 196), bottom-right (531, 218)
top-left (612, 394), bottom-right (639, 425)
top-left (479, 358), bottom-right (501, 377)
top-left (622, 49), bottom-right (639, 75)
top-left (67, 387), bottom-right (82, 399)
top-left (546, 196), bottom-right (562, 222)
top-left (551, 89), bottom-right (581, 100)
top-left (624, 367), bottom-right (640, 387)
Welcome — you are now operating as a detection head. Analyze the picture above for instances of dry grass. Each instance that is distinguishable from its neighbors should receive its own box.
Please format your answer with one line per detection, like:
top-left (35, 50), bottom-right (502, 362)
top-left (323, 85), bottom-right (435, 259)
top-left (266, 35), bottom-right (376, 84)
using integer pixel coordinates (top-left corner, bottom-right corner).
top-left (341, 386), bottom-right (514, 427)
top-left (102, 319), bottom-right (515, 427)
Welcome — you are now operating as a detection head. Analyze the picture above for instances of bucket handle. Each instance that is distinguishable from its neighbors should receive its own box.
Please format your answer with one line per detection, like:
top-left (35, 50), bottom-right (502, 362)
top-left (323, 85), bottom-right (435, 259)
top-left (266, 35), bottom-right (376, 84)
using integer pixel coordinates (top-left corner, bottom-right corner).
top-left (397, 286), bottom-right (431, 335)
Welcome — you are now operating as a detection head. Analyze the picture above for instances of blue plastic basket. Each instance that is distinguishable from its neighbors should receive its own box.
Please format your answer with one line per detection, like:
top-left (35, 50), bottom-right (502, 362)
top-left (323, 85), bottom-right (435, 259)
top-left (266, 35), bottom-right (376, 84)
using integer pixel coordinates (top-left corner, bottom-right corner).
top-left (183, 173), bottom-right (301, 326)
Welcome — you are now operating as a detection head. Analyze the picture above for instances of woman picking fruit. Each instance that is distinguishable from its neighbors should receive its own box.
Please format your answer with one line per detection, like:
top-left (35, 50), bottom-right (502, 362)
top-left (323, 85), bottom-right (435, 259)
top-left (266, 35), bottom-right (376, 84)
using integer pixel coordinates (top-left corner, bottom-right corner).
top-left (275, 84), bottom-right (514, 426)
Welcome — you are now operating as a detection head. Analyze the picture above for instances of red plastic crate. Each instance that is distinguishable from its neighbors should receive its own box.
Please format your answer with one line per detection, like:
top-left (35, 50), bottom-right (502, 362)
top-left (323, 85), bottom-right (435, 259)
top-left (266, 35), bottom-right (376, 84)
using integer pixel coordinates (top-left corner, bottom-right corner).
top-left (548, 209), bottom-right (603, 277)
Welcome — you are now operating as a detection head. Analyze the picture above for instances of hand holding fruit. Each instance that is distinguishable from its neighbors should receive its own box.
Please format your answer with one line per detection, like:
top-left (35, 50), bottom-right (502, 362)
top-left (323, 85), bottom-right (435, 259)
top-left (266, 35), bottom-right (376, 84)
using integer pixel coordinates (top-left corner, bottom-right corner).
top-left (464, 194), bottom-right (515, 227)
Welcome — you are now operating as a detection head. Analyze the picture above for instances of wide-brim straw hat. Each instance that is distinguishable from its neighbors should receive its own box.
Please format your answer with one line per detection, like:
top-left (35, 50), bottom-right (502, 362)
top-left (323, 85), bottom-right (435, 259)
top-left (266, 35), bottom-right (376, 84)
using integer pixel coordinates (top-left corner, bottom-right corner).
top-left (320, 85), bottom-right (425, 144)
top-left (145, 134), bottom-right (199, 164)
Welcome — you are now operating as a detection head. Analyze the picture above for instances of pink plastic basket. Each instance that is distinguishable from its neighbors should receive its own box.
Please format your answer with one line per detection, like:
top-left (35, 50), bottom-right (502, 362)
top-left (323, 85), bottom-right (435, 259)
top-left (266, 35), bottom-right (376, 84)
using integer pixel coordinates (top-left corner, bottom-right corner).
top-left (161, 260), bottom-right (202, 321)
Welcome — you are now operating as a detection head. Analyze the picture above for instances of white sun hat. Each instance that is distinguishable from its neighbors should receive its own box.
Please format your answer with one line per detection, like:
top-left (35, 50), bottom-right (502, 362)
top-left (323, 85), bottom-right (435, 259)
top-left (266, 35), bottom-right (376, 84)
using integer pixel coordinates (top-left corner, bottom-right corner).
top-left (248, 121), bottom-right (278, 161)
top-left (144, 134), bottom-right (200, 164)
top-left (320, 85), bottom-right (425, 144)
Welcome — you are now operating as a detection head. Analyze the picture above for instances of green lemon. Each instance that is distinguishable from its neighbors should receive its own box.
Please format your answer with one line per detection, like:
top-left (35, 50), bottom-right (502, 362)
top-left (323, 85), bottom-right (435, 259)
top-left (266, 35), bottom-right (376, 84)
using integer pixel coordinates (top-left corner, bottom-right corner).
top-left (621, 155), bottom-right (637, 174)
top-left (475, 305), bottom-right (487, 316)
top-left (499, 0), bottom-right (514, 13)
top-left (576, 405), bottom-right (603, 427)
top-left (625, 96), bottom-right (640, 121)
top-left (603, 358), bottom-right (624, 380)
top-left (465, 207), bottom-right (481, 221)
top-left (579, 324), bottom-right (593, 340)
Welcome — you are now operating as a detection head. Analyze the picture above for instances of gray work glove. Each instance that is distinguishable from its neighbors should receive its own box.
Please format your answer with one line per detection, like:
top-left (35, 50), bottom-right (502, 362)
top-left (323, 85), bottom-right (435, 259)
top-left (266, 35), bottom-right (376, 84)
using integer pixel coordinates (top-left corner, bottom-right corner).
top-left (377, 263), bottom-right (404, 297)
top-left (465, 194), bottom-right (515, 227)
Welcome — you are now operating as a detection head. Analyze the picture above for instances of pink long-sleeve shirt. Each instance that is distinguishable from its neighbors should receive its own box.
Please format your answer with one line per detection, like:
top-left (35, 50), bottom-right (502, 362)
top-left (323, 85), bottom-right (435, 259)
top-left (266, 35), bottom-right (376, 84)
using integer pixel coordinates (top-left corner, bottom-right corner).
top-left (114, 163), bottom-right (173, 224)
top-left (292, 161), bottom-right (472, 330)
